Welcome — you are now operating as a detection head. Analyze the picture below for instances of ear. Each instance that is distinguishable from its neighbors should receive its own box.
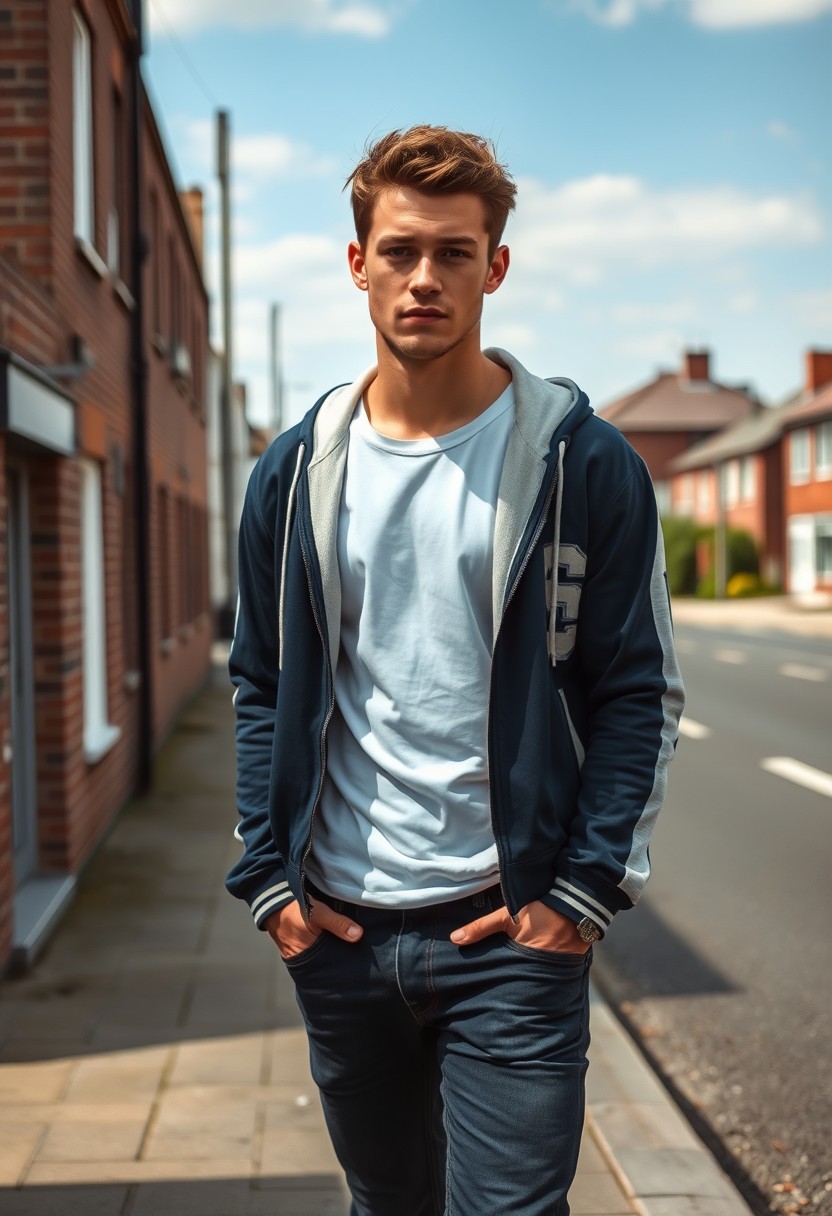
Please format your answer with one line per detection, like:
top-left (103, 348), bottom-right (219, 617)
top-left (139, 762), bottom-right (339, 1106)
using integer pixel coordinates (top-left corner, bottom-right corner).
top-left (484, 245), bottom-right (510, 296)
top-left (348, 240), bottom-right (368, 292)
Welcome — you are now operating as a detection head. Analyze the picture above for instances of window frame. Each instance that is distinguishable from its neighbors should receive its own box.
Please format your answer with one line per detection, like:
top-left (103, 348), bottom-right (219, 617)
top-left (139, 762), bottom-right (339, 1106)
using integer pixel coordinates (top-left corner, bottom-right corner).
top-left (789, 428), bottom-right (811, 486)
top-left (80, 459), bottom-right (121, 764)
top-left (72, 8), bottom-right (95, 246)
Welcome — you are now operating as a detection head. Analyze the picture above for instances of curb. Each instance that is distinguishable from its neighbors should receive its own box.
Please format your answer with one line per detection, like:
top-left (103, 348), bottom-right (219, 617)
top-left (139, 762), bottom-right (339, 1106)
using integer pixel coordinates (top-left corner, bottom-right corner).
top-left (586, 986), bottom-right (756, 1216)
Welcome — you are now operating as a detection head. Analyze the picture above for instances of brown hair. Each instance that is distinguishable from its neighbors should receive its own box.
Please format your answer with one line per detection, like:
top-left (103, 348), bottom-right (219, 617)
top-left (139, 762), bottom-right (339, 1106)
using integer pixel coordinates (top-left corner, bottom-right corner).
top-left (346, 126), bottom-right (517, 254)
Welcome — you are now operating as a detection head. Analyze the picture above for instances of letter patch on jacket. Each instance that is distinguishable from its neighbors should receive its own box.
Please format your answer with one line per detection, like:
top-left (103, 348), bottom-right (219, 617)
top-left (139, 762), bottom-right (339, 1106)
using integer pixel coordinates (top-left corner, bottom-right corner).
top-left (544, 542), bottom-right (586, 662)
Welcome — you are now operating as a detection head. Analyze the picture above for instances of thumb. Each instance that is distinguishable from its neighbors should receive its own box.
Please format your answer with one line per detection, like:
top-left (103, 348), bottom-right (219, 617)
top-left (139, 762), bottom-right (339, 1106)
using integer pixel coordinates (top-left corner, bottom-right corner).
top-left (309, 898), bottom-right (363, 943)
top-left (450, 907), bottom-right (511, 945)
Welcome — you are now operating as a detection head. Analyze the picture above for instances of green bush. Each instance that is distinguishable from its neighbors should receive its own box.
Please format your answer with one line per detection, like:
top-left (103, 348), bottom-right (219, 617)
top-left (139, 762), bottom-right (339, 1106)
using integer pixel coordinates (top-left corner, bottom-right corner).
top-left (661, 516), bottom-right (699, 596)
top-left (695, 525), bottom-right (759, 598)
top-left (726, 572), bottom-right (781, 598)
top-left (696, 571), bottom-right (715, 599)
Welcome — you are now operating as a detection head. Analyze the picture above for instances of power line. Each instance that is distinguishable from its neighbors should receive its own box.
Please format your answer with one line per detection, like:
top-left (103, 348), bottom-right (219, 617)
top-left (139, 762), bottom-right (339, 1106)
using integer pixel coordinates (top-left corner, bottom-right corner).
top-left (146, 0), bottom-right (221, 110)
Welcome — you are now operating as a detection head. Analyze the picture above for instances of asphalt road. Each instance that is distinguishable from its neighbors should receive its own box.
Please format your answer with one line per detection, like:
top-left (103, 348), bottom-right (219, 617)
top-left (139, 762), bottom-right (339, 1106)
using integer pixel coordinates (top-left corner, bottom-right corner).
top-left (592, 622), bottom-right (832, 1216)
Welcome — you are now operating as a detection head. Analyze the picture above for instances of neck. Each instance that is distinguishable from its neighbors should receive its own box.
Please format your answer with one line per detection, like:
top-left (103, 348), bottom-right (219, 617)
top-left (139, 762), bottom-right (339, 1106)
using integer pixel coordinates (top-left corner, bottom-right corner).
top-left (364, 333), bottom-right (511, 440)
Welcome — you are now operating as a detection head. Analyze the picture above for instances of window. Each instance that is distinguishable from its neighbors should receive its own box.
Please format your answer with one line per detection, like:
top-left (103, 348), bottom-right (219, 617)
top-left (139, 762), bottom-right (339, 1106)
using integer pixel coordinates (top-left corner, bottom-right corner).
top-left (169, 236), bottom-right (178, 349)
top-left (80, 460), bottom-right (120, 762)
top-left (676, 474), bottom-right (694, 516)
top-left (816, 421), bottom-right (832, 479)
top-left (653, 481), bottom-right (670, 517)
top-left (724, 460), bottom-right (740, 507)
top-left (150, 190), bottom-right (161, 336)
top-left (696, 470), bottom-right (710, 515)
top-left (790, 429), bottom-right (810, 485)
top-left (108, 88), bottom-right (123, 275)
top-left (158, 486), bottom-right (172, 644)
top-left (72, 10), bottom-right (94, 245)
top-left (817, 521), bottom-right (832, 580)
top-left (739, 456), bottom-right (755, 502)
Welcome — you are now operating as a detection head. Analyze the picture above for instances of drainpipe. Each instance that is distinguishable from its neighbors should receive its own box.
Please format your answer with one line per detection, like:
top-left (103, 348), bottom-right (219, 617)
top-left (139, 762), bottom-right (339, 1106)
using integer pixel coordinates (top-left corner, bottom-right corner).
top-left (128, 0), bottom-right (153, 790)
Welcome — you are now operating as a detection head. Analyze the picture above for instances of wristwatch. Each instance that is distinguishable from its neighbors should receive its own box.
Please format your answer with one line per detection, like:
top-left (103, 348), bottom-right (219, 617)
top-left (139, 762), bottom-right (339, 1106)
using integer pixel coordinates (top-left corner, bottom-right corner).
top-left (577, 917), bottom-right (603, 944)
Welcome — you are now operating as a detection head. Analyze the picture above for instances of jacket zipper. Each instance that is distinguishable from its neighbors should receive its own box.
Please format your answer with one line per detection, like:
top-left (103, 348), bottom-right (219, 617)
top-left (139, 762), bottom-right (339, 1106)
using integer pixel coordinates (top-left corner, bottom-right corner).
top-left (487, 461), bottom-right (561, 919)
top-left (297, 494), bottom-right (335, 919)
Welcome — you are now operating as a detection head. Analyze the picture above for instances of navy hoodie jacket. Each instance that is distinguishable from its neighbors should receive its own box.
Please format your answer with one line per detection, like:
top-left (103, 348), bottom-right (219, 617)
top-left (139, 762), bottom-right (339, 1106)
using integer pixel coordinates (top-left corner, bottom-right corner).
top-left (226, 349), bottom-right (685, 934)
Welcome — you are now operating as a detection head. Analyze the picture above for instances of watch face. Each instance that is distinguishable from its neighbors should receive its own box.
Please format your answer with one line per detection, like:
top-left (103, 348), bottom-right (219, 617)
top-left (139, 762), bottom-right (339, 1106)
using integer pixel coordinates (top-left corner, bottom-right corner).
top-left (578, 918), bottom-right (602, 943)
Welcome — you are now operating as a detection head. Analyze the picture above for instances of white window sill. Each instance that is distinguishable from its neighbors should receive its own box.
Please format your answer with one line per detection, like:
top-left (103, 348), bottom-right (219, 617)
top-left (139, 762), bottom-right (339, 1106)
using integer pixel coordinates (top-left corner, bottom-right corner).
top-left (75, 235), bottom-right (108, 278)
top-left (112, 277), bottom-right (135, 311)
top-left (84, 722), bottom-right (121, 765)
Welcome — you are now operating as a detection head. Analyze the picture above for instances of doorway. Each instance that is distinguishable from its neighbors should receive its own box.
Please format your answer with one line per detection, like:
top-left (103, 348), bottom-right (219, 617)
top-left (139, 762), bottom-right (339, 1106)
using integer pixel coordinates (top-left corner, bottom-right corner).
top-left (7, 463), bottom-right (38, 885)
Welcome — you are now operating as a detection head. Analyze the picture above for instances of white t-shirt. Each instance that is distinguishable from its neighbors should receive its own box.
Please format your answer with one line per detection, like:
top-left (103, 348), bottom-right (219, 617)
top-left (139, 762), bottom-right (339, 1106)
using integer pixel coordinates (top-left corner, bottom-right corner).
top-left (305, 385), bottom-right (515, 907)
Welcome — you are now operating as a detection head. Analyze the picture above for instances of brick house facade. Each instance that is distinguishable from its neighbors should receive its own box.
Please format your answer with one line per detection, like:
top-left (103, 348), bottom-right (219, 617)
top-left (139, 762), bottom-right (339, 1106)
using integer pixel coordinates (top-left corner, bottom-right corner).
top-left (666, 351), bottom-right (832, 593)
top-left (599, 350), bottom-right (757, 516)
top-left (781, 354), bottom-right (832, 594)
top-left (0, 0), bottom-right (211, 972)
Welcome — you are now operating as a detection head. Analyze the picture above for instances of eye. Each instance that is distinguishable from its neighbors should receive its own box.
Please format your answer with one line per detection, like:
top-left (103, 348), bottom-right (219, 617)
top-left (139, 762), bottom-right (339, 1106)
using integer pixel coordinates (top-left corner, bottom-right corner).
top-left (442, 248), bottom-right (472, 259)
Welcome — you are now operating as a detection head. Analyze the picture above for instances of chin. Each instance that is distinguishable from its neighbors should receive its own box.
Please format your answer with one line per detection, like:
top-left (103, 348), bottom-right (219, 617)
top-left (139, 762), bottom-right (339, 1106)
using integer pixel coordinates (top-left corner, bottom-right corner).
top-left (382, 332), bottom-right (466, 364)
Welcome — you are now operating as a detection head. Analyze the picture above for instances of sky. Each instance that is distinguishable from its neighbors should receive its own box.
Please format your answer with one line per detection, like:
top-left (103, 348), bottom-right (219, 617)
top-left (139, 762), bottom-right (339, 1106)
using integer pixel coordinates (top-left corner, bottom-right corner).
top-left (144, 0), bottom-right (831, 429)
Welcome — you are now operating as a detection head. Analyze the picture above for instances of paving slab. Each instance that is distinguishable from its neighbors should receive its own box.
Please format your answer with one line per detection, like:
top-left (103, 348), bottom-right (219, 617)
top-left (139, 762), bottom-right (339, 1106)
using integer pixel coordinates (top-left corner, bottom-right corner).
top-left (36, 1119), bottom-right (147, 1163)
top-left (0, 1059), bottom-right (75, 1102)
top-left (63, 1047), bottom-right (171, 1104)
top-left (0, 1184), bottom-right (130, 1215)
top-left (167, 1032), bottom-right (265, 1088)
top-left (0, 1123), bottom-right (45, 1186)
top-left (144, 1087), bottom-right (258, 1161)
top-left (0, 657), bottom-right (757, 1216)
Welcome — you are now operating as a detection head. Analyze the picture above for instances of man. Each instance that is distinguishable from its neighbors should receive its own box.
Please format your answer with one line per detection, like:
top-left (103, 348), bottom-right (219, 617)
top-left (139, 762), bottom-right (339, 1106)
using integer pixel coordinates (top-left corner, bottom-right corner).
top-left (227, 126), bottom-right (684, 1216)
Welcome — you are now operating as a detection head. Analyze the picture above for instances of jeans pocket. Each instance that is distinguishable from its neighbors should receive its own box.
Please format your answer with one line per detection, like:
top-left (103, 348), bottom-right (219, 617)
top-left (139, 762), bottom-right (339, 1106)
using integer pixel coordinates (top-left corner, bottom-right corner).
top-left (501, 933), bottom-right (589, 967)
top-left (283, 932), bottom-right (331, 969)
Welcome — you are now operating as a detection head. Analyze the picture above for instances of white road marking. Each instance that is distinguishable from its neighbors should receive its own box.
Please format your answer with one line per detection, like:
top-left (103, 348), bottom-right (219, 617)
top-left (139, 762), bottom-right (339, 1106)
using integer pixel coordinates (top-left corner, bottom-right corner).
top-left (678, 718), bottom-right (712, 740)
top-left (715, 648), bottom-right (747, 665)
top-left (761, 757), bottom-right (832, 799)
top-left (778, 663), bottom-right (828, 683)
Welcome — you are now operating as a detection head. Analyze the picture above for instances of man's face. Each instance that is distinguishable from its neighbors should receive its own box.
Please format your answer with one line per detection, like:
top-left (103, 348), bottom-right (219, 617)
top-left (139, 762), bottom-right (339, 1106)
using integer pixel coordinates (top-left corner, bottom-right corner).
top-left (348, 186), bottom-right (509, 364)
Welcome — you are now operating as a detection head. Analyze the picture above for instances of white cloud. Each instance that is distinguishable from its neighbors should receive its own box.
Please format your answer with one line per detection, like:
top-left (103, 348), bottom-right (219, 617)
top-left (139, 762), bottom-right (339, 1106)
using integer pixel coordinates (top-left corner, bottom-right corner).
top-left (172, 118), bottom-right (336, 182)
top-left (508, 174), bottom-right (822, 280)
top-left (612, 298), bottom-right (699, 325)
top-left (688, 0), bottom-right (832, 27)
top-left (766, 120), bottom-right (802, 145)
top-left (728, 291), bottom-right (758, 314)
top-left (614, 330), bottom-right (688, 361)
top-left (148, 0), bottom-right (392, 37)
top-left (570, 0), bottom-right (832, 26)
top-left (789, 289), bottom-right (832, 331)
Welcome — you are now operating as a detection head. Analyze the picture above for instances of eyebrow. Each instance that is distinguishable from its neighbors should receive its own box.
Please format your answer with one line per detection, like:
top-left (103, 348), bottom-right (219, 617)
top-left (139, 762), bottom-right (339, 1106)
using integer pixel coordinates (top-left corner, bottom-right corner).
top-left (376, 234), bottom-right (480, 246)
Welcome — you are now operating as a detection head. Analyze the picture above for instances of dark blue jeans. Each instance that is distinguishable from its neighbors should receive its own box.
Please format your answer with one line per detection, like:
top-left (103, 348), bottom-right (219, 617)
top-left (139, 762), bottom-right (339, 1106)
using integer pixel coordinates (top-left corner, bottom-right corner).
top-left (285, 885), bottom-right (592, 1216)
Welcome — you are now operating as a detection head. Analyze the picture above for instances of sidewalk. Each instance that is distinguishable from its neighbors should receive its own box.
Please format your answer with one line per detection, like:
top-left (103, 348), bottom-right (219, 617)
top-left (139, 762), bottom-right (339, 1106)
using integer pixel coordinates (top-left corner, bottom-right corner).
top-left (0, 650), bottom-right (754, 1216)
top-left (672, 593), bottom-right (832, 639)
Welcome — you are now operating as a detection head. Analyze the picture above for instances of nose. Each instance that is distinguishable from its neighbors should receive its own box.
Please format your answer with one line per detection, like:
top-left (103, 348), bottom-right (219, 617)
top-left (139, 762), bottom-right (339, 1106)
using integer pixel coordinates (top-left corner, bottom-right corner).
top-left (411, 256), bottom-right (440, 294)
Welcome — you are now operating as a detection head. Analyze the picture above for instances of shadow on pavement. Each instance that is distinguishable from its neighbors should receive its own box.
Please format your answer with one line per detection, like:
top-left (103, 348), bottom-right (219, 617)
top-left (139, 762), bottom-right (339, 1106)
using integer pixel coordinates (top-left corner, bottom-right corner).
top-left (0, 1176), bottom-right (347, 1215)
top-left (591, 895), bottom-right (739, 1003)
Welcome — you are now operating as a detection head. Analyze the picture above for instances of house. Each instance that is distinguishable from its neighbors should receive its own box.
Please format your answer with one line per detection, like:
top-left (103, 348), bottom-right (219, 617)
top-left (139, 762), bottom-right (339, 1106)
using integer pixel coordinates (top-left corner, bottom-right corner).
top-left (666, 350), bottom-right (832, 594)
top-left (781, 352), bottom-right (832, 595)
top-left (598, 350), bottom-right (758, 515)
top-left (0, 0), bottom-right (211, 971)
top-left (668, 402), bottom-right (791, 588)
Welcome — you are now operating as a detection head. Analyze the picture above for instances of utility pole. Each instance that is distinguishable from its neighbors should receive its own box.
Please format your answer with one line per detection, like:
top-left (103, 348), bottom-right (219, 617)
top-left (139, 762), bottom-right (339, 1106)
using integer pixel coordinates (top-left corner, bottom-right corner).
top-left (714, 460), bottom-right (727, 599)
top-left (216, 110), bottom-right (237, 635)
top-left (270, 302), bottom-right (283, 435)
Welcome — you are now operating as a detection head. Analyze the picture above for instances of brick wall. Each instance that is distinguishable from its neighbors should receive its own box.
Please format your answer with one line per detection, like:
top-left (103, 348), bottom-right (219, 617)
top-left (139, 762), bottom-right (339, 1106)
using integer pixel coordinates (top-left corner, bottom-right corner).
top-left (0, 0), bottom-right (51, 288)
top-left (0, 0), bottom-right (212, 973)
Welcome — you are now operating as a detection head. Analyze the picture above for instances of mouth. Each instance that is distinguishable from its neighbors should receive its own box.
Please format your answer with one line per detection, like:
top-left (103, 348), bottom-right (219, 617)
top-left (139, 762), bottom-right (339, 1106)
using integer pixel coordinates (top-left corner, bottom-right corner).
top-left (400, 308), bottom-right (446, 322)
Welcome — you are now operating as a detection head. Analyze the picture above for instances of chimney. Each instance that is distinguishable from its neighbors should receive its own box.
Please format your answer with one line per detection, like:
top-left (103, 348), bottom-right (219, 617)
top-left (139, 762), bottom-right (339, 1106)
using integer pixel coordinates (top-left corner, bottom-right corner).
top-left (683, 349), bottom-right (710, 383)
top-left (805, 349), bottom-right (832, 394)
top-left (180, 187), bottom-right (204, 269)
